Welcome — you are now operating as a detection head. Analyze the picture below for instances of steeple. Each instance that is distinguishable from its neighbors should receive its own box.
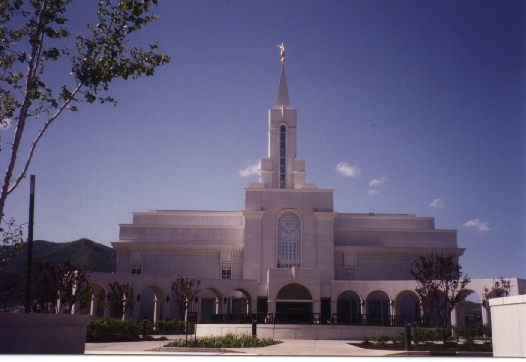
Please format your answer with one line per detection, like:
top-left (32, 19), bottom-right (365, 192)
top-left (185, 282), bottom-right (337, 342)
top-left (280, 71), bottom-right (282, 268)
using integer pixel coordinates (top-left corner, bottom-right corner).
top-left (248, 45), bottom-right (317, 190)
top-left (275, 64), bottom-right (291, 108)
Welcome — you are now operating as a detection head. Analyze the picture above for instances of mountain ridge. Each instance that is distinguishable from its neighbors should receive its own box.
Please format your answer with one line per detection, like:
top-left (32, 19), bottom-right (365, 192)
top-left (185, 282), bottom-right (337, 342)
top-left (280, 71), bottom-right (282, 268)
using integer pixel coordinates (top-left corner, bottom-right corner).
top-left (3, 238), bottom-right (117, 274)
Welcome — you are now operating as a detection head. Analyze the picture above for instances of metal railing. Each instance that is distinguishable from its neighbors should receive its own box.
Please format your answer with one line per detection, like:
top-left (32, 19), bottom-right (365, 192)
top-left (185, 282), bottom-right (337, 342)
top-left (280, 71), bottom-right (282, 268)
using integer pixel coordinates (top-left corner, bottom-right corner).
top-left (331, 313), bottom-right (430, 327)
top-left (208, 313), bottom-right (429, 326)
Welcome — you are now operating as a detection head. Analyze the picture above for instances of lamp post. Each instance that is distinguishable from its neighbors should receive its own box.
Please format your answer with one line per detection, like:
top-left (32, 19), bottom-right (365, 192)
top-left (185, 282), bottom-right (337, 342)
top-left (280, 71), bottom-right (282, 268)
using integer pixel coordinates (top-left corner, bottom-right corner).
top-left (185, 300), bottom-right (188, 347)
top-left (24, 175), bottom-right (35, 313)
top-left (194, 296), bottom-right (199, 345)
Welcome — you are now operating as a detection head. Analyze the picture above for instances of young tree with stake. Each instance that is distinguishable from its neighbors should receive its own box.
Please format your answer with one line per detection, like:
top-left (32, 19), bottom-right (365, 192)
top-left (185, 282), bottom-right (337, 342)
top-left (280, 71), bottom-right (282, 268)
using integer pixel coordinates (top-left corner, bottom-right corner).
top-left (410, 253), bottom-right (470, 348)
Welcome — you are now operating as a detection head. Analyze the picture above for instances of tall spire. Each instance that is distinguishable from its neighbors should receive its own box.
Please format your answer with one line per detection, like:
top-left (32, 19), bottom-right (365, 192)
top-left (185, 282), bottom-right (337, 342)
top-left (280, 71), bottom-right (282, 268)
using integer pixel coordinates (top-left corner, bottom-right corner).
top-left (275, 63), bottom-right (291, 107)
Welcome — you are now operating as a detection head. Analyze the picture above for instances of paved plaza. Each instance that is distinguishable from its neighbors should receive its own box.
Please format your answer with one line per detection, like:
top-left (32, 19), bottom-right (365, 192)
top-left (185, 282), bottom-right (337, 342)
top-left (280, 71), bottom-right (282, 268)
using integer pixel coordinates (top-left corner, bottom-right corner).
top-left (85, 337), bottom-right (403, 356)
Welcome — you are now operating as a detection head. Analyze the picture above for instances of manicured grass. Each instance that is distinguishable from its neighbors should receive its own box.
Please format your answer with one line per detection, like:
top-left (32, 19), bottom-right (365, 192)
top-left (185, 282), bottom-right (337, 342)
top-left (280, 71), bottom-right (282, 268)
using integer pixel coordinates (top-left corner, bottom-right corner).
top-left (164, 333), bottom-right (282, 348)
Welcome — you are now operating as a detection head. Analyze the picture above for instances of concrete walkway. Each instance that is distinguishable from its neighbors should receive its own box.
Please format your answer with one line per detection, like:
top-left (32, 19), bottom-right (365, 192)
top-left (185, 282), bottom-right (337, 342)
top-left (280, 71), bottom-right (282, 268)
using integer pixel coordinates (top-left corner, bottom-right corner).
top-left (85, 337), bottom-right (401, 356)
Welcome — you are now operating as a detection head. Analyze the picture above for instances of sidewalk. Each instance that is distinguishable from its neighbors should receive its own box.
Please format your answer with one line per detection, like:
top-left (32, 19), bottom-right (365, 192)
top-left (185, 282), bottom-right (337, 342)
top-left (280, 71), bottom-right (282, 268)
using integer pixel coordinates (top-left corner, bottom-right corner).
top-left (85, 337), bottom-right (400, 356)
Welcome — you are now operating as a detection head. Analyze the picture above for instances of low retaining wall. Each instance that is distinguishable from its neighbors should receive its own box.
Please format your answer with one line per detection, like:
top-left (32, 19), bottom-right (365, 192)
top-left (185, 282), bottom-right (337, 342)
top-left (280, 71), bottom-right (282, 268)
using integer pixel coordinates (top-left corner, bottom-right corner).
top-left (489, 294), bottom-right (526, 357)
top-left (0, 313), bottom-right (93, 354)
top-left (197, 324), bottom-right (404, 340)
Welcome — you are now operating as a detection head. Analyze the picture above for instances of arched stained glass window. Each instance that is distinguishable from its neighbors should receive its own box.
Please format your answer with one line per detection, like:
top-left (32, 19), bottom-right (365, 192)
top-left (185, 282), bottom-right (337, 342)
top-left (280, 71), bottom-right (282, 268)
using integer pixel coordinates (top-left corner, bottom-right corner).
top-left (277, 212), bottom-right (301, 268)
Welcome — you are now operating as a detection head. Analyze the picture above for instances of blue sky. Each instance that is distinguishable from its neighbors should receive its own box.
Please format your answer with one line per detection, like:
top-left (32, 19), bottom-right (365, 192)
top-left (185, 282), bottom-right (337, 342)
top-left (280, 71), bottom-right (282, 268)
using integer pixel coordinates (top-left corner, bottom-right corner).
top-left (1, 0), bottom-right (524, 280)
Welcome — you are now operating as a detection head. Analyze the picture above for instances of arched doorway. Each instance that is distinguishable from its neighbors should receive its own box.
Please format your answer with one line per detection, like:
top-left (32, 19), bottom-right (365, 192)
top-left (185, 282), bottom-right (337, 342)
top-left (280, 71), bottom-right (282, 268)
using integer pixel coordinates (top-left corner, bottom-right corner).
top-left (462, 291), bottom-right (483, 326)
top-left (138, 285), bottom-right (165, 322)
top-left (397, 291), bottom-right (420, 317)
top-left (366, 291), bottom-right (390, 324)
top-left (337, 291), bottom-right (361, 325)
top-left (275, 283), bottom-right (312, 324)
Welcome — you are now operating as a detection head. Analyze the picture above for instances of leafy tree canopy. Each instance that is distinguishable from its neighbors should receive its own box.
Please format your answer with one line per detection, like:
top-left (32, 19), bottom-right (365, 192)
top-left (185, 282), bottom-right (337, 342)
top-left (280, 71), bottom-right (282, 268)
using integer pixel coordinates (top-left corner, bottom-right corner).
top-left (0, 0), bottom-right (169, 253)
top-left (410, 253), bottom-right (470, 348)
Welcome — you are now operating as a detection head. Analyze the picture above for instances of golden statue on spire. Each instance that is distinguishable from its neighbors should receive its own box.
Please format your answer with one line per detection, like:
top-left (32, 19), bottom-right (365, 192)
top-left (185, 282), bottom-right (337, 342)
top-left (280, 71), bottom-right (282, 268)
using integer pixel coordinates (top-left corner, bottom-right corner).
top-left (278, 43), bottom-right (285, 64)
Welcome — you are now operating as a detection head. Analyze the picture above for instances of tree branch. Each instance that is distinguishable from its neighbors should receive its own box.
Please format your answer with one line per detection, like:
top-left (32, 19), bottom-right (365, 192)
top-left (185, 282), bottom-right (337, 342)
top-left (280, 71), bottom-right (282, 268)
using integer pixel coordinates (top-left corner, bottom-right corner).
top-left (7, 82), bottom-right (82, 195)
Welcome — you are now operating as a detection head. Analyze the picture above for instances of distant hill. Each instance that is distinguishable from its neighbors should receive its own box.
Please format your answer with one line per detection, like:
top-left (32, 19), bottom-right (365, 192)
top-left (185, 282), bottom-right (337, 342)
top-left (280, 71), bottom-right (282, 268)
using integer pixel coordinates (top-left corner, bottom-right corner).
top-left (3, 238), bottom-right (117, 274)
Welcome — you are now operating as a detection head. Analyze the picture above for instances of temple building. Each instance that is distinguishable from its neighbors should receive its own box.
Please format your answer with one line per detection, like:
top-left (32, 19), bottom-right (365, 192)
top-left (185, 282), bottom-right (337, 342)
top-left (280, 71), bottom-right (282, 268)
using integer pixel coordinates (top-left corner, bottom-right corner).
top-left (89, 52), bottom-right (525, 331)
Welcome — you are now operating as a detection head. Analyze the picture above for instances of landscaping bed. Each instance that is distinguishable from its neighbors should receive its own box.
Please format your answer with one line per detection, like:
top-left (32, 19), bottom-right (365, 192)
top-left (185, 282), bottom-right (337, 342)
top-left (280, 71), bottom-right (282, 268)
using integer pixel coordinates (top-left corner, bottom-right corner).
top-left (349, 324), bottom-right (493, 353)
top-left (164, 333), bottom-right (282, 348)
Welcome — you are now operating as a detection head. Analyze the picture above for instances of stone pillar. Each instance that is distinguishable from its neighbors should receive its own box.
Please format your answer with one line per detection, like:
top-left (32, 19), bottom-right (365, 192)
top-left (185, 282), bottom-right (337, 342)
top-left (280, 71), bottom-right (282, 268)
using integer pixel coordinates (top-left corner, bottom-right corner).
top-left (312, 301), bottom-right (321, 314)
top-left (250, 300), bottom-right (258, 313)
top-left (361, 300), bottom-right (366, 315)
top-left (389, 301), bottom-right (396, 325)
top-left (389, 301), bottom-right (395, 316)
top-left (121, 296), bottom-right (127, 320)
top-left (267, 300), bottom-right (276, 314)
top-left (90, 295), bottom-right (96, 316)
top-left (153, 296), bottom-right (159, 325)
top-left (330, 301), bottom-right (337, 316)
top-left (481, 303), bottom-right (489, 325)
top-left (450, 305), bottom-right (458, 326)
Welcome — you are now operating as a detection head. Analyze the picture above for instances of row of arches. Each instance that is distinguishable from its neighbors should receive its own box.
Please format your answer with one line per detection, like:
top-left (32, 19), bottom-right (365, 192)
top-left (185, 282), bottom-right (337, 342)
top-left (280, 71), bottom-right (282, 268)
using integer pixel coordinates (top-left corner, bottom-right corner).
top-left (87, 274), bottom-right (496, 327)
top-left (88, 281), bottom-right (256, 323)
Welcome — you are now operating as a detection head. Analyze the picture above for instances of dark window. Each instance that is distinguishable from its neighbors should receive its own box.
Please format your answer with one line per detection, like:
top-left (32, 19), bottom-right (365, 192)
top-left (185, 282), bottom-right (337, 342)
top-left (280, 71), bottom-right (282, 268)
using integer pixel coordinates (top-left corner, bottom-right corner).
top-left (279, 126), bottom-right (286, 188)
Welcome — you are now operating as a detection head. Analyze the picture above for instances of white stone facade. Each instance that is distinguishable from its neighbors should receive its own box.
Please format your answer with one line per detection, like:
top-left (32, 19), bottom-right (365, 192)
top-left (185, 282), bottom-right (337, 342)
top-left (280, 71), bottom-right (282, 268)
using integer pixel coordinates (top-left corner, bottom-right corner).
top-left (89, 64), bottom-right (524, 329)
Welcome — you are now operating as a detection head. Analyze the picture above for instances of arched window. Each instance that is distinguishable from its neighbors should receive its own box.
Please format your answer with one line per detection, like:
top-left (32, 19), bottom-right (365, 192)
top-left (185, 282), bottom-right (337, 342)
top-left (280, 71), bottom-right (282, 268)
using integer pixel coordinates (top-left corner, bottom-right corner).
top-left (277, 212), bottom-right (301, 268)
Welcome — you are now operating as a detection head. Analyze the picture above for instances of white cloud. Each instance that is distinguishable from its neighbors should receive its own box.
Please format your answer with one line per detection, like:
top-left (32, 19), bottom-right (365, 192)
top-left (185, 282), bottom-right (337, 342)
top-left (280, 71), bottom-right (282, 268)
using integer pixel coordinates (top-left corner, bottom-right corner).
top-left (429, 198), bottom-right (445, 209)
top-left (463, 219), bottom-right (490, 232)
top-left (1, 118), bottom-right (12, 130)
top-left (238, 161), bottom-right (260, 177)
top-left (368, 189), bottom-right (378, 196)
top-left (369, 176), bottom-right (386, 187)
top-left (336, 162), bottom-right (361, 177)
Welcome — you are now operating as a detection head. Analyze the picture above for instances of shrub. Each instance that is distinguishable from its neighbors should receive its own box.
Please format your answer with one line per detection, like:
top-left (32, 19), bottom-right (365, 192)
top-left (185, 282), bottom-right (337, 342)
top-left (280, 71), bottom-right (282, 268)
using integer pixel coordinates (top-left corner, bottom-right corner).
top-left (360, 339), bottom-right (372, 346)
top-left (87, 317), bottom-right (142, 342)
top-left (373, 333), bottom-right (389, 346)
top-left (164, 333), bottom-right (281, 348)
top-left (154, 319), bottom-right (185, 335)
top-left (391, 331), bottom-right (405, 347)
top-left (87, 318), bottom-right (186, 342)
top-left (412, 325), bottom-right (436, 345)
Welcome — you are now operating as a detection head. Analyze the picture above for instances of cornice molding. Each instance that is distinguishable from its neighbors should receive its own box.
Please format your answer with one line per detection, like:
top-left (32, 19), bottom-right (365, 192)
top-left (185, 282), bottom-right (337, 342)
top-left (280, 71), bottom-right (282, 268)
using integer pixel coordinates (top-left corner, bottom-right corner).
top-left (335, 228), bottom-right (457, 233)
top-left (119, 224), bottom-right (244, 229)
top-left (335, 246), bottom-right (465, 257)
top-left (112, 241), bottom-right (244, 255)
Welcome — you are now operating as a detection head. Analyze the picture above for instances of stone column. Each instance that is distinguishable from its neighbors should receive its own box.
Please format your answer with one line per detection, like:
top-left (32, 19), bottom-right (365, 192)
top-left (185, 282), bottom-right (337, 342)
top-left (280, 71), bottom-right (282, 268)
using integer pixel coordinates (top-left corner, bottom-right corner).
top-left (267, 300), bottom-right (276, 314)
top-left (90, 295), bottom-right (96, 316)
top-left (330, 301), bottom-right (337, 316)
top-left (312, 301), bottom-right (321, 314)
top-left (153, 296), bottom-right (159, 325)
top-left (121, 295), bottom-right (127, 320)
top-left (389, 301), bottom-right (396, 325)
top-left (481, 303), bottom-right (489, 325)
top-left (250, 300), bottom-right (258, 314)
top-left (361, 300), bottom-right (366, 315)
top-left (450, 305), bottom-right (458, 326)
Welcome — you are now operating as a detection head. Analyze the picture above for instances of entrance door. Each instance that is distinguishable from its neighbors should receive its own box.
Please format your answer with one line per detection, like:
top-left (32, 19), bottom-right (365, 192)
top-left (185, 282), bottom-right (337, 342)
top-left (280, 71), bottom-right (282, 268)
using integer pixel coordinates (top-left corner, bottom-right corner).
top-left (276, 302), bottom-right (311, 324)
top-left (274, 283), bottom-right (313, 324)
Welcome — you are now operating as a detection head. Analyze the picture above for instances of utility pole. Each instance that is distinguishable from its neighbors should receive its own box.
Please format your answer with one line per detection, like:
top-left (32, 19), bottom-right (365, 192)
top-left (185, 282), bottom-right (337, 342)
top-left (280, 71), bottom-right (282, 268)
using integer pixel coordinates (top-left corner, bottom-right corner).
top-left (24, 175), bottom-right (35, 313)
